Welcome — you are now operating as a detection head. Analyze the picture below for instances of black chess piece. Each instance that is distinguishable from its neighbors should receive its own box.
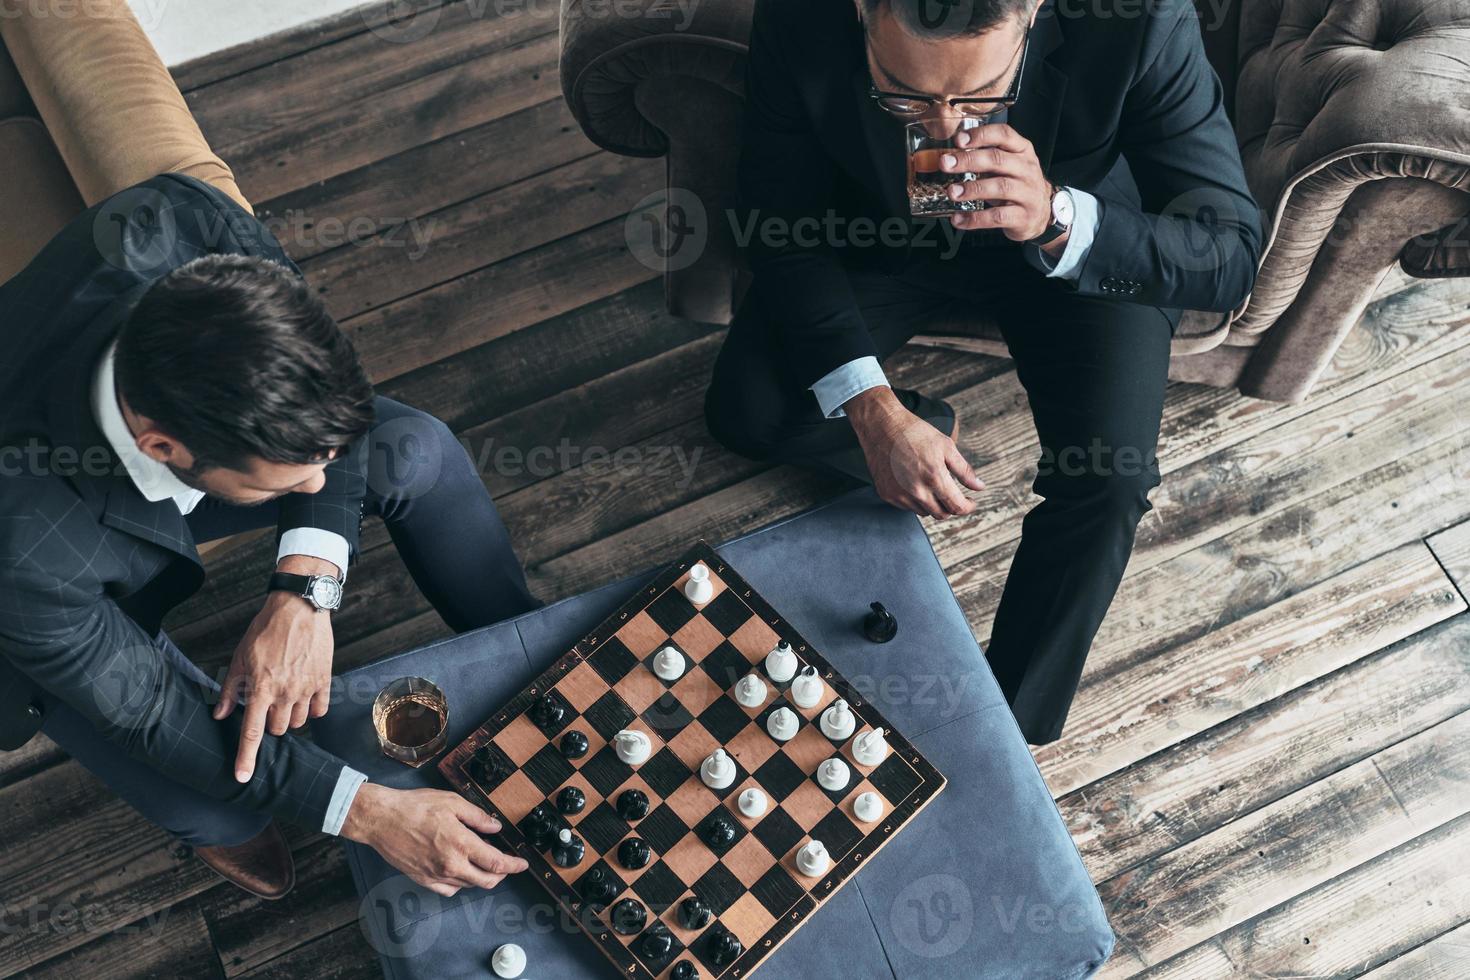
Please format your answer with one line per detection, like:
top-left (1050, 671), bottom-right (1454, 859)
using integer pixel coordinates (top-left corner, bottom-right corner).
top-left (671, 962), bottom-right (699, 980)
top-left (557, 786), bottom-right (586, 815)
top-left (523, 806), bottom-right (557, 849)
top-left (678, 896), bottom-right (711, 930)
top-left (617, 837), bottom-right (651, 870)
top-left (610, 898), bottom-right (647, 935)
top-left (582, 866), bottom-right (618, 906)
top-left (560, 729), bottom-right (590, 759)
top-left (708, 927), bottom-right (743, 967)
top-left (616, 789), bottom-right (649, 821)
top-left (469, 746), bottom-right (507, 783)
top-left (530, 694), bottom-right (566, 732)
top-left (638, 924), bottom-right (675, 959)
top-left (862, 601), bottom-right (898, 643)
top-left (699, 812), bottom-right (736, 849)
top-left (551, 830), bottom-right (585, 868)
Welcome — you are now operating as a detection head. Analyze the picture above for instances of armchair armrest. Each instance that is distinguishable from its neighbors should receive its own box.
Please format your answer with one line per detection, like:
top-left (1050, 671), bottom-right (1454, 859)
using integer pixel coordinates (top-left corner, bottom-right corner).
top-left (0, 0), bottom-right (247, 210)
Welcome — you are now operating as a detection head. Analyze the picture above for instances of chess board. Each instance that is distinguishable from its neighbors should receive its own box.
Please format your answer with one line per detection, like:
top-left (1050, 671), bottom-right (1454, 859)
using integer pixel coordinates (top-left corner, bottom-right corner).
top-left (439, 542), bottom-right (946, 980)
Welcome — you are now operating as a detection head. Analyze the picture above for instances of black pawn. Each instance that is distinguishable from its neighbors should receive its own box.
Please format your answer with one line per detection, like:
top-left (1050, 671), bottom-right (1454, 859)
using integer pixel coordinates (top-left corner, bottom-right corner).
top-left (583, 867), bottom-right (617, 906)
top-left (560, 729), bottom-right (589, 759)
top-left (639, 924), bottom-right (675, 959)
top-left (678, 896), bottom-right (711, 930)
top-left (708, 928), bottom-right (743, 967)
top-left (862, 601), bottom-right (898, 643)
top-left (611, 897), bottom-right (647, 935)
top-left (616, 789), bottom-right (650, 821)
top-left (671, 962), bottom-right (699, 980)
top-left (469, 747), bottom-right (507, 783)
top-left (557, 786), bottom-right (586, 815)
top-left (699, 812), bottom-right (736, 849)
top-left (552, 830), bottom-right (585, 868)
top-left (523, 806), bottom-right (557, 849)
top-left (618, 837), bottom-right (651, 870)
top-left (531, 694), bottom-right (566, 732)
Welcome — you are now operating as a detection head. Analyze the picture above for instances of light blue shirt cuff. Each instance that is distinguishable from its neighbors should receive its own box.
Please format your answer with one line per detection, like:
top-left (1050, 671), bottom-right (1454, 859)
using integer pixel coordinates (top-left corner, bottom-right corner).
top-left (278, 528), bottom-right (350, 581)
top-left (810, 356), bottom-right (890, 419)
top-left (322, 766), bottom-right (368, 835)
top-left (1036, 187), bottom-right (1099, 282)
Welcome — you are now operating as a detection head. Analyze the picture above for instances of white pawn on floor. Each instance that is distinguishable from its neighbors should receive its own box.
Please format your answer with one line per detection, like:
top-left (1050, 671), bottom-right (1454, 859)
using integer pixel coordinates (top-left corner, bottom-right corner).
top-left (652, 645), bottom-right (686, 681)
top-left (491, 943), bottom-right (526, 979)
top-left (701, 748), bottom-right (736, 789)
top-left (766, 706), bottom-right (799, 742)
top-left (684, 562), bottom-right (714, 604)
top-left (796, 840), bottom-right (831, 878)
top-left (790, 665), bottom-right (824, 709)
top-left (613, 729), bottom-right (651, 765)
top-left (817, 758), bottom-right (850, 791)
top-left (853, 727), bottom-right (889, 767)
top-left (735, 672), bottom-right (767, 708)
top-left (764, 640), bottom-right (797, 683)
top-left (819, 699), bottom-right (855, 741)
top-left (738, 787), bottom-right (768, 818)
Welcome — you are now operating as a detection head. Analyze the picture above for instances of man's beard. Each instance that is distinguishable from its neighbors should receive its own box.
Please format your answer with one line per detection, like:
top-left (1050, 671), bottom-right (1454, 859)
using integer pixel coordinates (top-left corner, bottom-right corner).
top-left (165, 461), bottom-right (278, 508)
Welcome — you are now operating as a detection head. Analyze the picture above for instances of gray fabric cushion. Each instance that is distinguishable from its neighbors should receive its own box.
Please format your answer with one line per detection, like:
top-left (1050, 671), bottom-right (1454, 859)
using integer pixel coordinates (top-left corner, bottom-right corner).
top-left (314, 490), bottom-right (1114, 979)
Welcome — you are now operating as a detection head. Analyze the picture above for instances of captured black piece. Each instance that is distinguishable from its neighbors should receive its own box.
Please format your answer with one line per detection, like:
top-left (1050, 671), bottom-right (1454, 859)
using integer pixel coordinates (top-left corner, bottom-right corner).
top-left (862, 601), bottom-right (898, 643)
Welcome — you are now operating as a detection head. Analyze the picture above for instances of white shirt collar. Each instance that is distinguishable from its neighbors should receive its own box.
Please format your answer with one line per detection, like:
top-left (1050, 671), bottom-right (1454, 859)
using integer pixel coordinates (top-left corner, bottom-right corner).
top-left (92, 341), bottom-right (206, 515)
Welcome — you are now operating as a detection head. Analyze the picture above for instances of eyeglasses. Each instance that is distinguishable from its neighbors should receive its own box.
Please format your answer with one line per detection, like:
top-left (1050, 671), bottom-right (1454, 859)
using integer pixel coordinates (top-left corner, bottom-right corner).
top-left (867, 26), bottom-right (1030, 119)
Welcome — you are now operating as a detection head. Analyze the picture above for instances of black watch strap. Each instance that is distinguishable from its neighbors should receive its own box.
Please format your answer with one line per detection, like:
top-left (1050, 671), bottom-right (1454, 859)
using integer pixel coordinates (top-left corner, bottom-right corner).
top-left (268, 572), bottom-right (314, 597)
top-left (1030, 184), bottom-right (1070, 247)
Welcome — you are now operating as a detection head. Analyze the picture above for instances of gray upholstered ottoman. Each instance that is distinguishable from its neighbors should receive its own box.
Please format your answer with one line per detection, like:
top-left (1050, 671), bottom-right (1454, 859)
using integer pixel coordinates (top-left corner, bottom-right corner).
top-left (314, 490), bottom-right (1113, 979)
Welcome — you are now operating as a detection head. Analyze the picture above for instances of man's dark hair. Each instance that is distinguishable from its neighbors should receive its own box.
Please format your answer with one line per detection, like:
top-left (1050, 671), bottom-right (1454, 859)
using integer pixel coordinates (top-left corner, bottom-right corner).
top-left (115, 254), bottom-right (375, 472)
top-left (862, 0), bottom-right (1032, 38)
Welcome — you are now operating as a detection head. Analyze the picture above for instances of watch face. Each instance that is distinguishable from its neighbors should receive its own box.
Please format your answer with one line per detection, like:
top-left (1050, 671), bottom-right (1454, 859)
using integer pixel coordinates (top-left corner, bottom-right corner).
top-left (309, 576), bottom-right (343, 609)
top-left (1053, 189), bottom-right (1075, 226)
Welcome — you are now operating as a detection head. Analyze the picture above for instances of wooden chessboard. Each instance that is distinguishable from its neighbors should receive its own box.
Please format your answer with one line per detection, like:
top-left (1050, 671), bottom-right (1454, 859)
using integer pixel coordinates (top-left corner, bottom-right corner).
top-left (439, 542), bottom-right (946, 980)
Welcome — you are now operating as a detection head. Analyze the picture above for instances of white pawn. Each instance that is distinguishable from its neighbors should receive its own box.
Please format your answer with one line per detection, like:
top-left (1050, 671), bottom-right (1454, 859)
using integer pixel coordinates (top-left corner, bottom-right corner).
top-left (853, 791), bottom-right (883, 824)
top-left (820, 699), bottom-right (856, 741)
top-left (766, 706), bottom-right (799, 742)
top-left (796, 840), bottom-right (831, 878)
top-left (734, 672), bottom-right (767, 708)
top-left (684, 562), bottom-right (714, 604)
top-left (817, 758), bottom-right (850, 792)
top-left (491, 943), bottom-right (526, 979)
top-left (765, 640), bottom-right (798, 683)
top-left (790, 665), bottom-right (824, 710)
top-left (853, 727), bottom-right (889, 767)
top-left (613, 729), bottom-right (651, 765)
top-left (701, 749), bottom-right (736, 789)
top-left (738, 787), bottom-right (769, 818)
top-left (652, 645), bottom-right (686, 681)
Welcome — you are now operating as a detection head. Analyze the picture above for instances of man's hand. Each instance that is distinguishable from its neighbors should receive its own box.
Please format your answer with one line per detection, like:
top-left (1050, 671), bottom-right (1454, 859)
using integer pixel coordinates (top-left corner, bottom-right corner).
top-left (342, 783), bottom-right (530, 896)
top-left (215, 555), bottom-right (338, 783)
top-left (938, 123), bottom-right (1066, 257)
top-left (846, 388), bottom-right (984, 520)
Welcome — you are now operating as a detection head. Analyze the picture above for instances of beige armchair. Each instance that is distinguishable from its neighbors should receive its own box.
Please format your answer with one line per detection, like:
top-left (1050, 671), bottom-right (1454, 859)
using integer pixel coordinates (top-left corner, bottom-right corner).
top-left (560, 0), bottom-right (1470, 403)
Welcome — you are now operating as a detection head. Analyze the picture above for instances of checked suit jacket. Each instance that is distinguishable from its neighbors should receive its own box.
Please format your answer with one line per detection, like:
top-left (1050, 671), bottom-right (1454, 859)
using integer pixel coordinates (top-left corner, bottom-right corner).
top-left (0, 174), bottom-right (368, 829)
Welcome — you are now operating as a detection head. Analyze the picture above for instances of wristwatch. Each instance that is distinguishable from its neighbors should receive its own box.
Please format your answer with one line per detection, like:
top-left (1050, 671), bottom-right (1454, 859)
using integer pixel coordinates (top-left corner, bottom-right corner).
top-left (1030, 184), bottom-right (1075, 248)
top-left (268, 571), bottom-right (344, 611)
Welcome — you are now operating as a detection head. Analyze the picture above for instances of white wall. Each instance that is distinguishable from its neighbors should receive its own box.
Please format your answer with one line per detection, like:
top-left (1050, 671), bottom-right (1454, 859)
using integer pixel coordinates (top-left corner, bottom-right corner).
top-left (126, 0), bottom-right (374, 67)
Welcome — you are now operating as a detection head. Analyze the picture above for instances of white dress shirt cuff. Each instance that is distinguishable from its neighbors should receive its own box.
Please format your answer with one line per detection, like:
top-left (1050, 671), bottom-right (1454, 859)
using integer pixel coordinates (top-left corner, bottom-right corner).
top-left (810, 356), bottom-right (890, 419)
top-left (1035, 187), bottom-right (1100, 282)
top-left (278, 528), bottom-right (350, 580)
top-left (322, 766), bottom-right (369, 836)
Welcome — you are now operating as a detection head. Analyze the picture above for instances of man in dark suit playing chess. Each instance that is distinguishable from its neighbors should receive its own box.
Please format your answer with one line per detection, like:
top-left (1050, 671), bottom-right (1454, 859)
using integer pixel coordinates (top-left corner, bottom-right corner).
top-left (0, 173), bottom-right (535, 899)
top-left (704, 0), bottom-right (1263, 743)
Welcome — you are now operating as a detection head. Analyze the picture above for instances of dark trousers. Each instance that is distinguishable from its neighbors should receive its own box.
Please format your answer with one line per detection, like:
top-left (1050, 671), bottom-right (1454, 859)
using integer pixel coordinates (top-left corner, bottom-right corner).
top-left (705, 249), bottom-right (1172, 744)
top-left (39, 397), bottom-right (538, 845)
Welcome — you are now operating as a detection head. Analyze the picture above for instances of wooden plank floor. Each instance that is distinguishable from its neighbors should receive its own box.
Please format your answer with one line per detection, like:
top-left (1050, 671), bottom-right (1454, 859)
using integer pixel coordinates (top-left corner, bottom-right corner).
top-left (5, 5), bottom-right (1470, 976)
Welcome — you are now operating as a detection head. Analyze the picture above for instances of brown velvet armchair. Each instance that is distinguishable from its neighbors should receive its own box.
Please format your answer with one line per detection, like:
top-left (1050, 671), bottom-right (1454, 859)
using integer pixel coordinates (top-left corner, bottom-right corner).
top-left (560, 0), bottom-right (1470, 403)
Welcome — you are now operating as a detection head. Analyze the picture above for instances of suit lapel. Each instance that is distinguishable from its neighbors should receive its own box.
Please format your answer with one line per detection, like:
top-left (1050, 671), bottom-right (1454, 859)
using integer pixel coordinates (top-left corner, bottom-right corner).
top-left (851, 70), bottom-right (912, 219)
top-left (1008, 0), bottom-right (1068, 173)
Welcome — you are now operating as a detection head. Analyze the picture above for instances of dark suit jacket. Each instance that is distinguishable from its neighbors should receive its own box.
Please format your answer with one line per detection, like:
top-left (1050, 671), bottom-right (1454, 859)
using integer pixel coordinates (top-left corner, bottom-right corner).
top-left (738, 0), bottom-right (1265, 387)
top-left (0, 174), bottom-right (368, 829)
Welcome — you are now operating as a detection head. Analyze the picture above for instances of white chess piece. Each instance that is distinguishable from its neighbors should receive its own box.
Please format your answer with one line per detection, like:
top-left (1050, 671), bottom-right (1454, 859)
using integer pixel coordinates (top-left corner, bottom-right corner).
top-left (734, 672), bottom-right (767, 708)
top-left (737, 787), bottom-right (769, 818)
top-left (790, 666), bottom-right (824, 709)
top-left (701, 749), bottom-right (737, 789)
top-left (819, 699), bottom-right (856, 741)
top-left (766, 706), bottom-right (799, 742)
top-left (491, 943), bottom-right (527, 979)
top-left (817, 758), bottom-right (850, 792)
top-left (613, 729), bottom-right (651, 765)
top-left (852, 727), bottom-right (889, 766)
top-left (795, 840), bottom-right (831, 878)
top-left (853, 791), bottom-right (883, 824)
top-left (764, 641), bottom-right (798, 683)
top-left (652, 645), bottom-right (686, 681)
top-left (684, 562), bottom-right (714, 604)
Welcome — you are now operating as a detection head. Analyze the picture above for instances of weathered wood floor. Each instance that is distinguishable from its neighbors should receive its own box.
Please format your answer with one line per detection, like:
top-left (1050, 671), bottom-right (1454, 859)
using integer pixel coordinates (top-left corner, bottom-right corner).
top-left (3, 3), bottom-right (1468, 977)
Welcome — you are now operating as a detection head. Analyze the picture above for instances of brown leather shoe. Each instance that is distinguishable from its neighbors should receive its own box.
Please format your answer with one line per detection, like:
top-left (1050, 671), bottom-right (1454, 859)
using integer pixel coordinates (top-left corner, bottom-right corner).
top-left (195, 821), bottom-right (296, 900)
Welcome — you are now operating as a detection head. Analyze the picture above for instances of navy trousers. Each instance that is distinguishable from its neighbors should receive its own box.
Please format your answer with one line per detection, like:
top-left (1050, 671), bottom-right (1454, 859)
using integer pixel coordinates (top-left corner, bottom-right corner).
top-left (40, 397), bottom-right (538, 845)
